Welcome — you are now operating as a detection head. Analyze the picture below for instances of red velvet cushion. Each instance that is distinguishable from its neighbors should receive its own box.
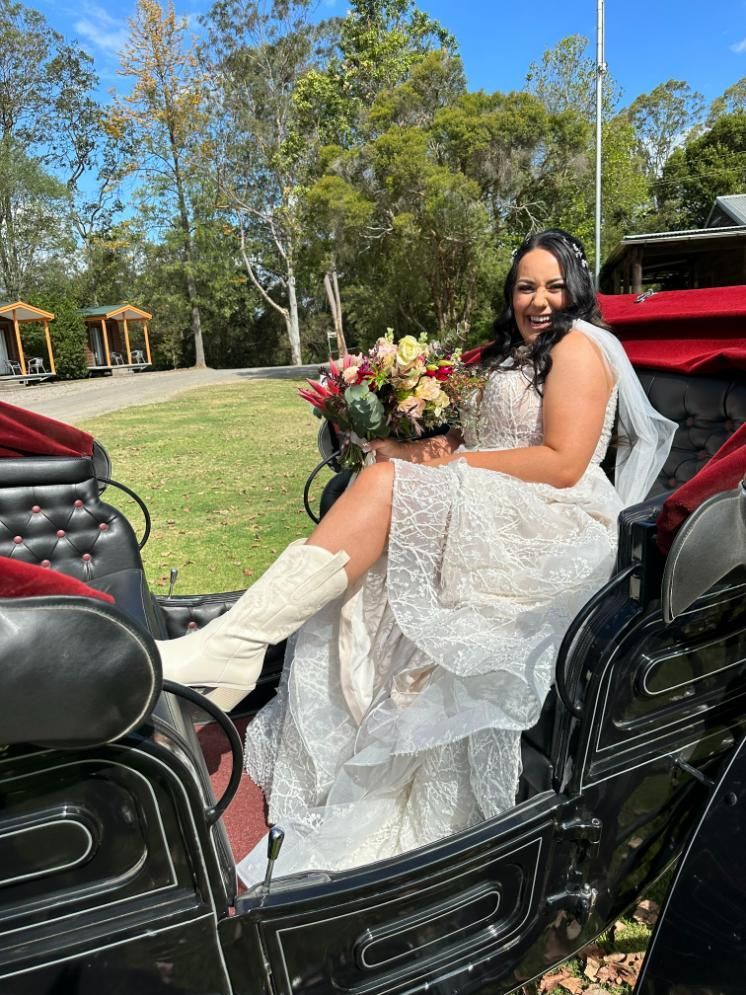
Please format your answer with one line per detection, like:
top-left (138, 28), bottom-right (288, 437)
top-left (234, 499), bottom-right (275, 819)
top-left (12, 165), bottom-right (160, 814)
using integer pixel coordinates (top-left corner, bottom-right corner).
top-left (657, 422), bottom-right (746, 554)
top-left (0, 400), bottom-right (94, 458)
top-left (0, 558), bottom-right (114, 603)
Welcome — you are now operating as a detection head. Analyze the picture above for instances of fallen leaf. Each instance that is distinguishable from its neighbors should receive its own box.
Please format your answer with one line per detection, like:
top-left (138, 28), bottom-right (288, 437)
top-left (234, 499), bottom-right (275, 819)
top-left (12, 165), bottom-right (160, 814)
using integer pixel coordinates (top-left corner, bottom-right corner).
top-left (633, 899), bottom-right (660, 925)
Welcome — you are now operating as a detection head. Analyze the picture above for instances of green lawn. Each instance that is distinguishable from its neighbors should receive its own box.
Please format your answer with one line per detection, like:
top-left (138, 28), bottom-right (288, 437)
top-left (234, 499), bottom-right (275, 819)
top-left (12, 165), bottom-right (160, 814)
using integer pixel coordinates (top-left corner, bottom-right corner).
top-left (81, 379), bottom-right (331, 595)
top-left (82, 377), bottom-right (659, 993)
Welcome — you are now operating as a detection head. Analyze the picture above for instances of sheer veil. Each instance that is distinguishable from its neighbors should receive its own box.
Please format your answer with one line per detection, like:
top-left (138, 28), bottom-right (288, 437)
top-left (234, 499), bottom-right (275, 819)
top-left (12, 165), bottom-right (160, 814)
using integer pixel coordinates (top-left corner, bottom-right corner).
top-left (574, 319), bottom-right (677, 506)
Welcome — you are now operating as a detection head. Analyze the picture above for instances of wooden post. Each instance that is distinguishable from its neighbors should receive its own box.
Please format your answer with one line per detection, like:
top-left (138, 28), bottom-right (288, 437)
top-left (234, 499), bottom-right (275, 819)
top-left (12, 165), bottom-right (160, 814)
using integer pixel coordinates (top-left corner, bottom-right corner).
top-left (143, 322), bottom-right (152, 365)
top-left (101, 318), bottom-right (111, 367)
top-left (632, 251), bottom-right (643, 296)
top-left (12, 310), bottom-right (25, 375)
top-left (123, 317), bottom-right (132, 364)
top-left (43, 320), bottom-right (56, 375)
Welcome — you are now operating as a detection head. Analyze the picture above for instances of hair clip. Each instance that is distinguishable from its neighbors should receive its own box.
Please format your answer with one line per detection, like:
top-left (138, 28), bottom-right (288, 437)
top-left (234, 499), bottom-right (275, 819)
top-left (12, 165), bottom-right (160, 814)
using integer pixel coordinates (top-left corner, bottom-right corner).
top-left (568, 239), bottom-right (589, 272)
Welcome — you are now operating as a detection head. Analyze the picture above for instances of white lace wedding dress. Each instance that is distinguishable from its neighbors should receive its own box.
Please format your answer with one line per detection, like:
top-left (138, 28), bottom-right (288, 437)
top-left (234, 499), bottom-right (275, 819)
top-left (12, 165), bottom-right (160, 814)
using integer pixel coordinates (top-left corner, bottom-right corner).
top-left (237, 357), bottom-right (623, 886)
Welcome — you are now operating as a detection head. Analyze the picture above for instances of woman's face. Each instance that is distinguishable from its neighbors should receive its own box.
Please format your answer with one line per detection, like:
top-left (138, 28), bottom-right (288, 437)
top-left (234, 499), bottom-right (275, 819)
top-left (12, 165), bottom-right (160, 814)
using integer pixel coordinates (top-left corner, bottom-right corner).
top-left (512, 248), bottom-right (570, 345)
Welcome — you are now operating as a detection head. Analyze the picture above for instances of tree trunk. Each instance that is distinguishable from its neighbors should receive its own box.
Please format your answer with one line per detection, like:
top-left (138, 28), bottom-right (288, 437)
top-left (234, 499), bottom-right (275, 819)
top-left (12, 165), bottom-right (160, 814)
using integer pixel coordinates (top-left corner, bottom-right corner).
top-left (172, 145), bottom-right (206, 368)
top-left (324, 266), bottom-right (347, 357)
top-left (286, 265), bottom-right (302, 365)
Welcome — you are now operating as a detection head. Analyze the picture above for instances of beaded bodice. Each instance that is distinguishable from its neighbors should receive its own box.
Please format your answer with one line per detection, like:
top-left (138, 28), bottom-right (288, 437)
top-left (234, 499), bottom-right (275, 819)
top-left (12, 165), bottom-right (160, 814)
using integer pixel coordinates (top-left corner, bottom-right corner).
top-left (462, 367), bottom-right (618, 467)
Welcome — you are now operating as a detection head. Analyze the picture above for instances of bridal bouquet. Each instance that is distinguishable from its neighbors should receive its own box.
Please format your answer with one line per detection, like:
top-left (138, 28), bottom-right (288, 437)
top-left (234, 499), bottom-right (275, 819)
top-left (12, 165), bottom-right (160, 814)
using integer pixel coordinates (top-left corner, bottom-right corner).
top-left (299, 332), bottom-right (483, 471)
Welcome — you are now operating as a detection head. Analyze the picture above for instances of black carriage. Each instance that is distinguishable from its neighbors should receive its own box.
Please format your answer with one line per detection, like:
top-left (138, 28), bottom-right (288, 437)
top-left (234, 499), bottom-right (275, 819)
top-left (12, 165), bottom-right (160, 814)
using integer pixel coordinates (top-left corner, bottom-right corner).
top-left (0, 288), bottom-right (745, 995)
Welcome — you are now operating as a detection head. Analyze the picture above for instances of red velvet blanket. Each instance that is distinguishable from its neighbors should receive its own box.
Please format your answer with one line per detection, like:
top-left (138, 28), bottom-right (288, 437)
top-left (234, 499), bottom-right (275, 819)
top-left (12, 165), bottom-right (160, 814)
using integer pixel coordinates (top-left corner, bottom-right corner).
top-left (598, 288), bottom-right (746, 375)
top-left (0, 558), bottom-right (114, 602)
top-left (0, 400), bottom-right (94, 458)
top-left (656, 422), bottom-right (746, 554)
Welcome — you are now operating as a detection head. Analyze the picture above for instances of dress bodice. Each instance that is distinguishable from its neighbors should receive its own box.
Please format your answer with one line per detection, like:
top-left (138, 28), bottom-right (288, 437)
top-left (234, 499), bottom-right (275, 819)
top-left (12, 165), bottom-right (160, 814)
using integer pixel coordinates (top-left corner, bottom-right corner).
top-left (462, 366), bottom-right (618, 467)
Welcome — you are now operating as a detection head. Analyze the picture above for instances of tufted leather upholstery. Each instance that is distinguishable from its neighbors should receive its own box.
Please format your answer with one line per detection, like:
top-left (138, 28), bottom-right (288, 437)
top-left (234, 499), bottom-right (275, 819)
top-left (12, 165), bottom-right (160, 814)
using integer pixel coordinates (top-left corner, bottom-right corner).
top-left (637, 368), bottom-right (746, 495)
top-left (0, 456), bottom-right (142, 582)
top-left (156, 589), bottom-right (243, 638)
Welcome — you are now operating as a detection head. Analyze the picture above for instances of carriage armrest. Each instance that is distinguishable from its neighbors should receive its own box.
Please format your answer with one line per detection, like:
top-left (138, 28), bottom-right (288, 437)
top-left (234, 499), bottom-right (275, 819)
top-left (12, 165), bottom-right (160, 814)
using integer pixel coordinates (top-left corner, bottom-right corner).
top-left (615, 493), bottom-right (668, 606)
top-left (90, 567), bottom-right (168, 639)
top-left (0, 596), bottom-right (161, 749)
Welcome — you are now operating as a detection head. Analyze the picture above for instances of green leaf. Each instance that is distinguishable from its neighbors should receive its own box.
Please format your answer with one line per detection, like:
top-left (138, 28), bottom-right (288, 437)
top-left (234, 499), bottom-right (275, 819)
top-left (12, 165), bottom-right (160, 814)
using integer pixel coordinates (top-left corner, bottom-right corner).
top-left (344, 383), bottom-right (388, 438)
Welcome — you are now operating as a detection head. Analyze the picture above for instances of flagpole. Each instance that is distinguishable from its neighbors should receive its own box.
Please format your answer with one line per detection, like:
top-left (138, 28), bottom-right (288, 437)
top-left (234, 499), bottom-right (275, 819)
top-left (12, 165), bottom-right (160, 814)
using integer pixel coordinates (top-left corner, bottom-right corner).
top-left (594, 0), bottom-right (606, 283)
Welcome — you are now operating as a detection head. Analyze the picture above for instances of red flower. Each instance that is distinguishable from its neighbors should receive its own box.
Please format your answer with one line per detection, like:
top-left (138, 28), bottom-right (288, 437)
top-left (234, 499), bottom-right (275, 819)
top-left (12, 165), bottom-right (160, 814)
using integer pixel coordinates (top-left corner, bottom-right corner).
top-left (298, 378), bottom-right (340, 410)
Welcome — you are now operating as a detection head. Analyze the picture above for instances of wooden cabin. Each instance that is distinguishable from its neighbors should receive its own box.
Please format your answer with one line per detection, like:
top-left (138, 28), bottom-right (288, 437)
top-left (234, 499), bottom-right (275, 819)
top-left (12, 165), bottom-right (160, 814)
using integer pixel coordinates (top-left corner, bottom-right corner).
top-left (0, 302), bottom-right (56, 382)
top-left (79, 304), bottom-right (153, 374)
top-left (600, 193), bottom-right (746, 294)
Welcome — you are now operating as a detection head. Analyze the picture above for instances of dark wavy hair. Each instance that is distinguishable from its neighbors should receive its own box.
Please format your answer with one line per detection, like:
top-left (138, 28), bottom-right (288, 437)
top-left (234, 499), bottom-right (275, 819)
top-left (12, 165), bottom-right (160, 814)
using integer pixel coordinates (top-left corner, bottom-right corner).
top-left (481, 229), bottom-right (605, 392)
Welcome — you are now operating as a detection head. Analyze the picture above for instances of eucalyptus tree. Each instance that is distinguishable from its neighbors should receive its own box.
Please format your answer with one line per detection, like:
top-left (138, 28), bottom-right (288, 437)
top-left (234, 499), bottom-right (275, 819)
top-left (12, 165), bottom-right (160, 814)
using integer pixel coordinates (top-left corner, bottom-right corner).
top-left (201, 0), bottom-right (337, 365)
top-left (707, 78), bottom-right (746, 127)
top-left (525, 34), bottom-right (620, 121)
top-left (110, 0), bottom-right (208, 366)
top-left (0, 0), bottom-right (100, 298)
top-left (624, 80), bottom-right (705, 180)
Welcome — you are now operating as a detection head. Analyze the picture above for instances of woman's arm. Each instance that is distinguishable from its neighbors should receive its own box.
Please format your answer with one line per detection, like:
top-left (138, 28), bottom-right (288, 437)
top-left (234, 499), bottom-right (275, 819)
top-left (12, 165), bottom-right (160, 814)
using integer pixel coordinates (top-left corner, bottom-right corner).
top-left (367, 428), bottom-right (463, 464)
top-left (375, 332), bottom-right (614, 488)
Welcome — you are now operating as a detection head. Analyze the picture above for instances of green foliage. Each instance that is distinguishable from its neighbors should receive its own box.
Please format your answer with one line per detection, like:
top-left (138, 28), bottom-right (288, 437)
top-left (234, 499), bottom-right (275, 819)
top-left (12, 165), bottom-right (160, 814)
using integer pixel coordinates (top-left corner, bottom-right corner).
top-left (707, 77), bottom-right (746, 127)
top-left (654, 112), bottom-right (746, 229)
top-left (344, 382), bottom-right (388, 437)
top-left (29, 294), bottom-right (88, 380)
top-left (526, 34), bottom-right (620, 121)
top-left (0, 0), bottom-right (744, 370)
top-left (623, 80), bottom-right (704, 180)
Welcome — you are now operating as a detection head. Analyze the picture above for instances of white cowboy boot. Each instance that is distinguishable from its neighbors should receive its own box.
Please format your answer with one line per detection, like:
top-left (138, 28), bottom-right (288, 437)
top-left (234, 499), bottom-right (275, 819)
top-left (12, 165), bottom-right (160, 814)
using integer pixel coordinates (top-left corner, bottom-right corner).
top-left (157, 540), bottom-right (349, 711)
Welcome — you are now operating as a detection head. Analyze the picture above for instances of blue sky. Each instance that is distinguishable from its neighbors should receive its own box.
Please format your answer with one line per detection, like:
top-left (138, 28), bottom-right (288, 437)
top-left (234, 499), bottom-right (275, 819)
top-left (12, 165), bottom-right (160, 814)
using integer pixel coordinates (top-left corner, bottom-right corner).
top-left (38, 0), bottom-right (746, 110)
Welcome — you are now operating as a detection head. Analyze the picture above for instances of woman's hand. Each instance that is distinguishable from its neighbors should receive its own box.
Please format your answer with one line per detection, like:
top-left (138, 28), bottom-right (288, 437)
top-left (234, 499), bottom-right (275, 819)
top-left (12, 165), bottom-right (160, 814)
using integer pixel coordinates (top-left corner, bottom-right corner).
top-left (366, 439), bottom-right (409, 462)
top-left (367, 430), bottom-right (463, 464)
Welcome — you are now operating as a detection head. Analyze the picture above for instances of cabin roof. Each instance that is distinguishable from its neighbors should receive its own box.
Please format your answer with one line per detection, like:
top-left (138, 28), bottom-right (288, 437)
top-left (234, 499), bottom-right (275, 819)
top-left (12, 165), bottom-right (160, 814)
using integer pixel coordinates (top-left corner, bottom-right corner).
top-left (706, 194), bottom-right (746, 227)
top-left (79, 304), bottom-right (152, 321)
top-left (0, 301), bottom-right (55, 322)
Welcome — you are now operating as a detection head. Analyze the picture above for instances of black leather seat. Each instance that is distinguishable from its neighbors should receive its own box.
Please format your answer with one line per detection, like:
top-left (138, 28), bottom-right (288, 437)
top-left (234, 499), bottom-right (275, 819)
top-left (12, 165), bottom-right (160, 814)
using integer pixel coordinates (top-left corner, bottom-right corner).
top-left (637, 367), bottom-right (746, 493)
top-left (0, 452), bottom-right (233, 876)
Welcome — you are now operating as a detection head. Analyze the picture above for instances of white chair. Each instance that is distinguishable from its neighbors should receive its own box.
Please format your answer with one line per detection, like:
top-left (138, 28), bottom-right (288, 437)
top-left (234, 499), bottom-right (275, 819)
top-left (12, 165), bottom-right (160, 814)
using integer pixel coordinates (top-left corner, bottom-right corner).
top-left (27, 357), bottom-right (46, 374)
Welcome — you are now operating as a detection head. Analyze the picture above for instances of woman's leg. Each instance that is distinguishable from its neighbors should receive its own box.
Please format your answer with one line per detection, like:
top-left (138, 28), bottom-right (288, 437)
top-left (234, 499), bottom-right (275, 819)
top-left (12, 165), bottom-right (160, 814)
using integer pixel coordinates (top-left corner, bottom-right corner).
top-left (307, 461), bottom-right (395, 584)
top-left (156, 461), bottom-right (396, 708)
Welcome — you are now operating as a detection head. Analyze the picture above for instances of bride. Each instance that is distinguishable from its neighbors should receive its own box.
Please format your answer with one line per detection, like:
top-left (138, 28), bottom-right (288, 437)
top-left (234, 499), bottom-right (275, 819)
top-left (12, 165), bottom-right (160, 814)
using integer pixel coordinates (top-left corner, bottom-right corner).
top-left (157, 229), bottom-right (675, 883)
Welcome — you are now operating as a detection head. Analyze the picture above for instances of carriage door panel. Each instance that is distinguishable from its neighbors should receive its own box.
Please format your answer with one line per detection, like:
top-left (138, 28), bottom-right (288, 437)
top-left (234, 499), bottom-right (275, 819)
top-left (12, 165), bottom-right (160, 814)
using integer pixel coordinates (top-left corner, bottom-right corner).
top-left (239, 798), bottom-right (562, 995)
top-left (576, 582), bottom-right (746, 790)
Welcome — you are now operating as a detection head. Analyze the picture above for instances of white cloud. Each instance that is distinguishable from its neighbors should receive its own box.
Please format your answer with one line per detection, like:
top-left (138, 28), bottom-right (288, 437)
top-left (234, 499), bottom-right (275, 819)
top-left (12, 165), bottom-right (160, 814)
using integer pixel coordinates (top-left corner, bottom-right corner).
top-left (731, 37), bottom-right (746, 53)
top-left (74, 4), bottom-right (129, 54)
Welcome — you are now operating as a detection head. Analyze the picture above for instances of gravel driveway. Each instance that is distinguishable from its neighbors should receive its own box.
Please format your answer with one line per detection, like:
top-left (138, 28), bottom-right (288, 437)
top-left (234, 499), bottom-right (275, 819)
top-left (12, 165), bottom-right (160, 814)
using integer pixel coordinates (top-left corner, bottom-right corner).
top-left (0, 365), bottom-right (320, 425)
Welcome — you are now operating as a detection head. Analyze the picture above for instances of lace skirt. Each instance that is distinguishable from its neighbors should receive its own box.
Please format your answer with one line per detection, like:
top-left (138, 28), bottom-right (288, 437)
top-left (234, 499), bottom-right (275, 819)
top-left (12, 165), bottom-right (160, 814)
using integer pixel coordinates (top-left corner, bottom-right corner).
top-left (237, 458), bottom-right (622, 885)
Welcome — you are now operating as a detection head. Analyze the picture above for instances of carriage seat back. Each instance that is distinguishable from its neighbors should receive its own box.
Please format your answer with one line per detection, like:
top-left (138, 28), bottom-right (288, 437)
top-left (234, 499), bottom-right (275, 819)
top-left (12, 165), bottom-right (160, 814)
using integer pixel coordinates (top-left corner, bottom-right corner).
top-left (637, 368), bottom-right (746, 495)
top-left (0, 456), bottom-right (143, 582)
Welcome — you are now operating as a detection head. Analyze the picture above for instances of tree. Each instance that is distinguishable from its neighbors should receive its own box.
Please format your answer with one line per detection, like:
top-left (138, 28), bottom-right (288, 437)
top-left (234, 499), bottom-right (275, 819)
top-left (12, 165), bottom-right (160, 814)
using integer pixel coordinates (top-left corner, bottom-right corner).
top-left (525, 34), bottom-right (620, 121)
top-left (654, 112), bottom-right (746, 230)
top-left (0, 143), bottom-right (71, 298)
top-left (0, 0), bottom-right (100, 298)
top-left (204, 0), bottom-right (334, 365)
top-left (624, 80), bottom-right (704, 179)
top-left (707, 78), bottom-right (746, 127)
top-left (110, 0), bottom-right (208, 367)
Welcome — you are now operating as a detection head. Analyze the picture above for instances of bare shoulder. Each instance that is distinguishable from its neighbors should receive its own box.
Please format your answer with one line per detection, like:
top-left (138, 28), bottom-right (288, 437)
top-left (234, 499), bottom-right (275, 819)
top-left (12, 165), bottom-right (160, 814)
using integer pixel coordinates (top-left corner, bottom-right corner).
top-left (550, 329), bottom-right (602, 362)
top-left (549, 330), bottom-right (612, 382)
